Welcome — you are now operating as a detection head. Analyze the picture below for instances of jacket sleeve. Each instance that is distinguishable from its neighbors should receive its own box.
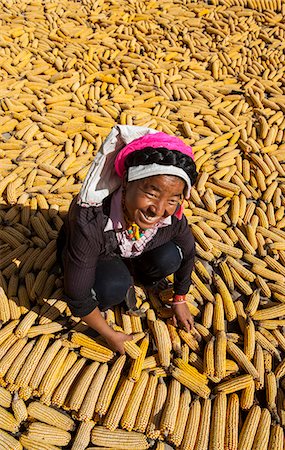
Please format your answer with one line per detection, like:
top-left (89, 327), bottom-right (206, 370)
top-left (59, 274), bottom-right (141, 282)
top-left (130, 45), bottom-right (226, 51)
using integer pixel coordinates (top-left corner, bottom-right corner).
top-left (171, 215), bottom-right (196, 295)
top-left (62, 203), bottom-right (103, 317)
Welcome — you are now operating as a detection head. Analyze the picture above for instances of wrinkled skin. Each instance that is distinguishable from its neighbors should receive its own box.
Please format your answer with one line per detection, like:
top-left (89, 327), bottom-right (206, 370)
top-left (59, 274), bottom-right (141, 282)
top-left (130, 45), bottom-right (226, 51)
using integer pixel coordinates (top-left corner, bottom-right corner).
top-left (124, 174), bottom-right (185, 229)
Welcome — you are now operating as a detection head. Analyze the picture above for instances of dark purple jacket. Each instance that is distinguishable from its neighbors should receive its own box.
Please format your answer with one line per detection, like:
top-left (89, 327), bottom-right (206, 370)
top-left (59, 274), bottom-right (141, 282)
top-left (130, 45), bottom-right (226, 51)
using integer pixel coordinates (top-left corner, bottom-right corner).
top-left (58, 194), bottom-right (195, 317)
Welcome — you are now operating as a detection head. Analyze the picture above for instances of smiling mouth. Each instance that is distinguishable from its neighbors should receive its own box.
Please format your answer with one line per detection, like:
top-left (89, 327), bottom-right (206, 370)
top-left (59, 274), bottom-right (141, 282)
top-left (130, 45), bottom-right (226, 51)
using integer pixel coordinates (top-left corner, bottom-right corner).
top-left (139, 211), bottom-right (159, 224)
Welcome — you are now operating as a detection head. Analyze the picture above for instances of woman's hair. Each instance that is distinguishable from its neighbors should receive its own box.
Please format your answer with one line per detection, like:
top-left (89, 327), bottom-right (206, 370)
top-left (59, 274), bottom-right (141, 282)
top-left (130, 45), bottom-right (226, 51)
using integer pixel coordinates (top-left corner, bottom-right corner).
top-left (124, 147), bottom-right (198, 186)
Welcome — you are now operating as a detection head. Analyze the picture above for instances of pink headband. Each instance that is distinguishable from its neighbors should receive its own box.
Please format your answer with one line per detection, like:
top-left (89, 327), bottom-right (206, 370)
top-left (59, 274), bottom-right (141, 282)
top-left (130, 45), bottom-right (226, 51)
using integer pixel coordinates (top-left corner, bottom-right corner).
top-left (114, 132), bottom-right (194, 178)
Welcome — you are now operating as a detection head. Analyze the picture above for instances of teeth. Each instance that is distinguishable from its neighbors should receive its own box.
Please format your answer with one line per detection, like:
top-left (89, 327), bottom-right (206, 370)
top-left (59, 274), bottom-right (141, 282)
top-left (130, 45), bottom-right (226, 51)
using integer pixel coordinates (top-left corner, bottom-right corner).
top-left (142, 212), bottom-right (155, 222)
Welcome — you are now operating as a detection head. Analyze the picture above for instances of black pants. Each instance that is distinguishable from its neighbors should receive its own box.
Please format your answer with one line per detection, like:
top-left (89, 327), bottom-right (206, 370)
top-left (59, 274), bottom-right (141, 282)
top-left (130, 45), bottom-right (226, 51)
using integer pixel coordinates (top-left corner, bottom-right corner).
top-left (94, 241), bottom-right (182, 310)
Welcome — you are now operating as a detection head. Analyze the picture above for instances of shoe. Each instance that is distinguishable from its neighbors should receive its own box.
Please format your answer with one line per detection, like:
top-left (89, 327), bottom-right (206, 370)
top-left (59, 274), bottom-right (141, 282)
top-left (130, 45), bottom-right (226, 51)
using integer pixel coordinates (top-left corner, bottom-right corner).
top-left (146, 278), bottom-right (171, 294)
top-left (125, 286), bottom-right (145, 316)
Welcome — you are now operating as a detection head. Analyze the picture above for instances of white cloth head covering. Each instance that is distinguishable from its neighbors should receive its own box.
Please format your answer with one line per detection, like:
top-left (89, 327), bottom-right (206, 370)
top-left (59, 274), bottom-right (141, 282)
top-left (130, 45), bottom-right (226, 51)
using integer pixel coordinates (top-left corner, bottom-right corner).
top-left (77, 125), bottom-right (157, 207)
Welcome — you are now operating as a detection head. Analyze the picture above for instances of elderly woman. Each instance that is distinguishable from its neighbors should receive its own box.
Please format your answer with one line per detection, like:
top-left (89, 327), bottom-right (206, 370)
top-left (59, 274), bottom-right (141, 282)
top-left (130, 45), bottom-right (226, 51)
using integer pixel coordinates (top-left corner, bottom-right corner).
top-left (57, 126), bottom-right (198, 354)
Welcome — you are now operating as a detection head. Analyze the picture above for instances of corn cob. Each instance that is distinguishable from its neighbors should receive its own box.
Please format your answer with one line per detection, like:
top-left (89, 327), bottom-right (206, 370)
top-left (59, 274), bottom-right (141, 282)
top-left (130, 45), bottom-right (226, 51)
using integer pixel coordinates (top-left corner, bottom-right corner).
top-left (78, 362), bottom-right (108, 422)
top-left (15, 335), bottom-right (51, 398)
top-left (267, 283), bottom-right (285, 297)
top-left (145, 376), bottom-right (167, 440)
top-left (27, 401), bottom-right (74, 432)
top-left (178, 328), bottom-right (200, 351)
top-left (192, 271), bottom-right (215, 302)
top-left (38, 299), bottom-right (67, 326)
top-left (209, 392), bottom-right (227, 450)
top-left (226, 359), bottom-right (239, 375)
top-left (268, 424), bottom-right (284, 450)
top-left (26, 422), bottom-right (71, 447)
top-left (194, 260), bottom-right (212, 283)
top-left (128, 334), bottom-right (149, 382)
top-left (168, 387), bottom-right (191, 447)
top-left (226, 340), bottom-right (259, 379)
top-left (18, 285), bottom-right (31, 315)
top-left (37, 346), bottom-right (69, 397)
top-left (0, 404), bottom-right (19, 433)
top-left (204, 336), bottom-right (215, 377)
top-left (12, 392), bottom-right (28, 424)
top-left (244, 317), bottom-right (256, 361)
top-left (123, 340), bottom-right (142, 360)
top-left (0, 286), bottom-right (10, 323)
top-left (0, 337), bottom-right (28, 380)
top-left (0, 321), bottom-right (19, 346)
top-left (231, 267), bottom-right (253, 295)
top-left (259, 328), bottom-right (279, 349)
top-left (8, 296), bottom-right (21, 321)
top-left (191, 224), bottom-right (214, 252)
top-left (14, 306), bottom-right (39, 338)
top-left (180, 397), bottom-right (201, 450)
top-left (0, 429), bottom-right (22, 450)
top-left (253, 304), bottom-right (285, 321)
top-left (121, 314), bottom-right (132, 334)
top-left (213, 274), bottom-right (237, 322)
top-left (213, 293), bottom-right (225, 333)
top-left (171, 365), bottom-right (210, 399)
top-left (95, 355), bottom-right (126, 417)
top-left (134, 373), bottom-right (158, 433)
top-left (255, 331), bottom-right (282, 360)
top-left (0, 334), bottom-right (19, 366)
top-left (67, 361), bottom-right (100, 412)
top-left (91, 427), bottom-right (149, 449)
top-left (237, 405), bottom-right (261, 450)
top-left (27, 323), bottom-right (63, 338)
top-left (5, 339), bottom-right (35, 390)
top-left (225, 393), bottom-right (239, 450)
top-left (72, 332), bottom-right (113, 356)
top-left (152, 319), bottom-right (172, 367)
top-left (219, 259), bottom-right (234, 292)
top-left (215, 331), bottom-right (227, 380)
top-left (251, 264), bottom-right (285, 283)
top-left (166, 321), bottom-right (181, 353)
top-left (208, 239), bottom-right (243, 259)
top-left (80, 347), bottom-right (113, 363)
top-left (275, 357), bottom-right (285, 380)
top-left (121, 371), bottom-right (149, 432)
top-left (29, 339), bottom-right (62, 392)
top-left (264, 350), bottom-right (273, 373)
top-left (245, 289), bottom-right (261, 317)
top-left (265, 371), bottom-right (277, 414)
top-left (103, 377), bottom-right (135, 430)
top-left (215, 374), bottom-right (254, 394)
top-left (160, 378), bottom-right (181, 436)
top-left (251, 408), bottom-right (271, 450)
top-left (71, 421), bottom-right (95, 450)
top-left (174, 358), bottom-right (208, 384)
top-left (193, 398), bottom-right (211, 450)
top-left (252, 343), bottom-right (264, 392)
top-left (240, 378), bottom-right (255, 410)
top-left (142, 354), bottom-right (159, 371)
top-left (0, 386), bottom-right (12, 408)
top-left (202, 302), bottom-right (214, 329)
top-left (130, 316), bottom-right (143, 333)
top-left (52, 356), bottom-right (86, 407)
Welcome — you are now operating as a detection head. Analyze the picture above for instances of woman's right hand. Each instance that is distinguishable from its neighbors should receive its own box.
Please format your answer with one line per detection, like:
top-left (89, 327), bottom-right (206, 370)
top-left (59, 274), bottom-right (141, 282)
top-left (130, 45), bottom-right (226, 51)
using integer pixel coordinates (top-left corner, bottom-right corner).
top-left (82, 308), bottom-right (133, 355)
top-left (105, 330), bottom-right (133, 355)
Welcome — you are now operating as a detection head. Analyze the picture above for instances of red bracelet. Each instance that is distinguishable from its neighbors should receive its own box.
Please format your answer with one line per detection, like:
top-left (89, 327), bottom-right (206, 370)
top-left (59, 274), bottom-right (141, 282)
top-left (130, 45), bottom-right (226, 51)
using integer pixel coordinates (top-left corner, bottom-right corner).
top-left (173, 294), bottom-right (186, 303)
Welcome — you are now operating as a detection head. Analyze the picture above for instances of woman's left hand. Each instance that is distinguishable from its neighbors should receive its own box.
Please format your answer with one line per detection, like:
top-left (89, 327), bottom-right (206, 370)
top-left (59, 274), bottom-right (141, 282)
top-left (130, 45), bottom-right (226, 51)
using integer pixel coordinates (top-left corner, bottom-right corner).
top-left (171, 302), bottom-right (194, 332)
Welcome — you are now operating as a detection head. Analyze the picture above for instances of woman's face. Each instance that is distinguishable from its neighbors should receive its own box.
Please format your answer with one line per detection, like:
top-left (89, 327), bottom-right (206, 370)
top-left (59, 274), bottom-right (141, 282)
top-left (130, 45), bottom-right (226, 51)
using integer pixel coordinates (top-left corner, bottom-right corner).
top-left (124, 174), bottom-right (185, 229)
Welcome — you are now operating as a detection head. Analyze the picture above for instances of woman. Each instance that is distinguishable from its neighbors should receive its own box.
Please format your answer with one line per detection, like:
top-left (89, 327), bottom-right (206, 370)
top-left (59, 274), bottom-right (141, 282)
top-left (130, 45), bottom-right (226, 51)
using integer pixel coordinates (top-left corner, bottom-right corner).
top-left (58, 125), bottom-right (198, 354)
